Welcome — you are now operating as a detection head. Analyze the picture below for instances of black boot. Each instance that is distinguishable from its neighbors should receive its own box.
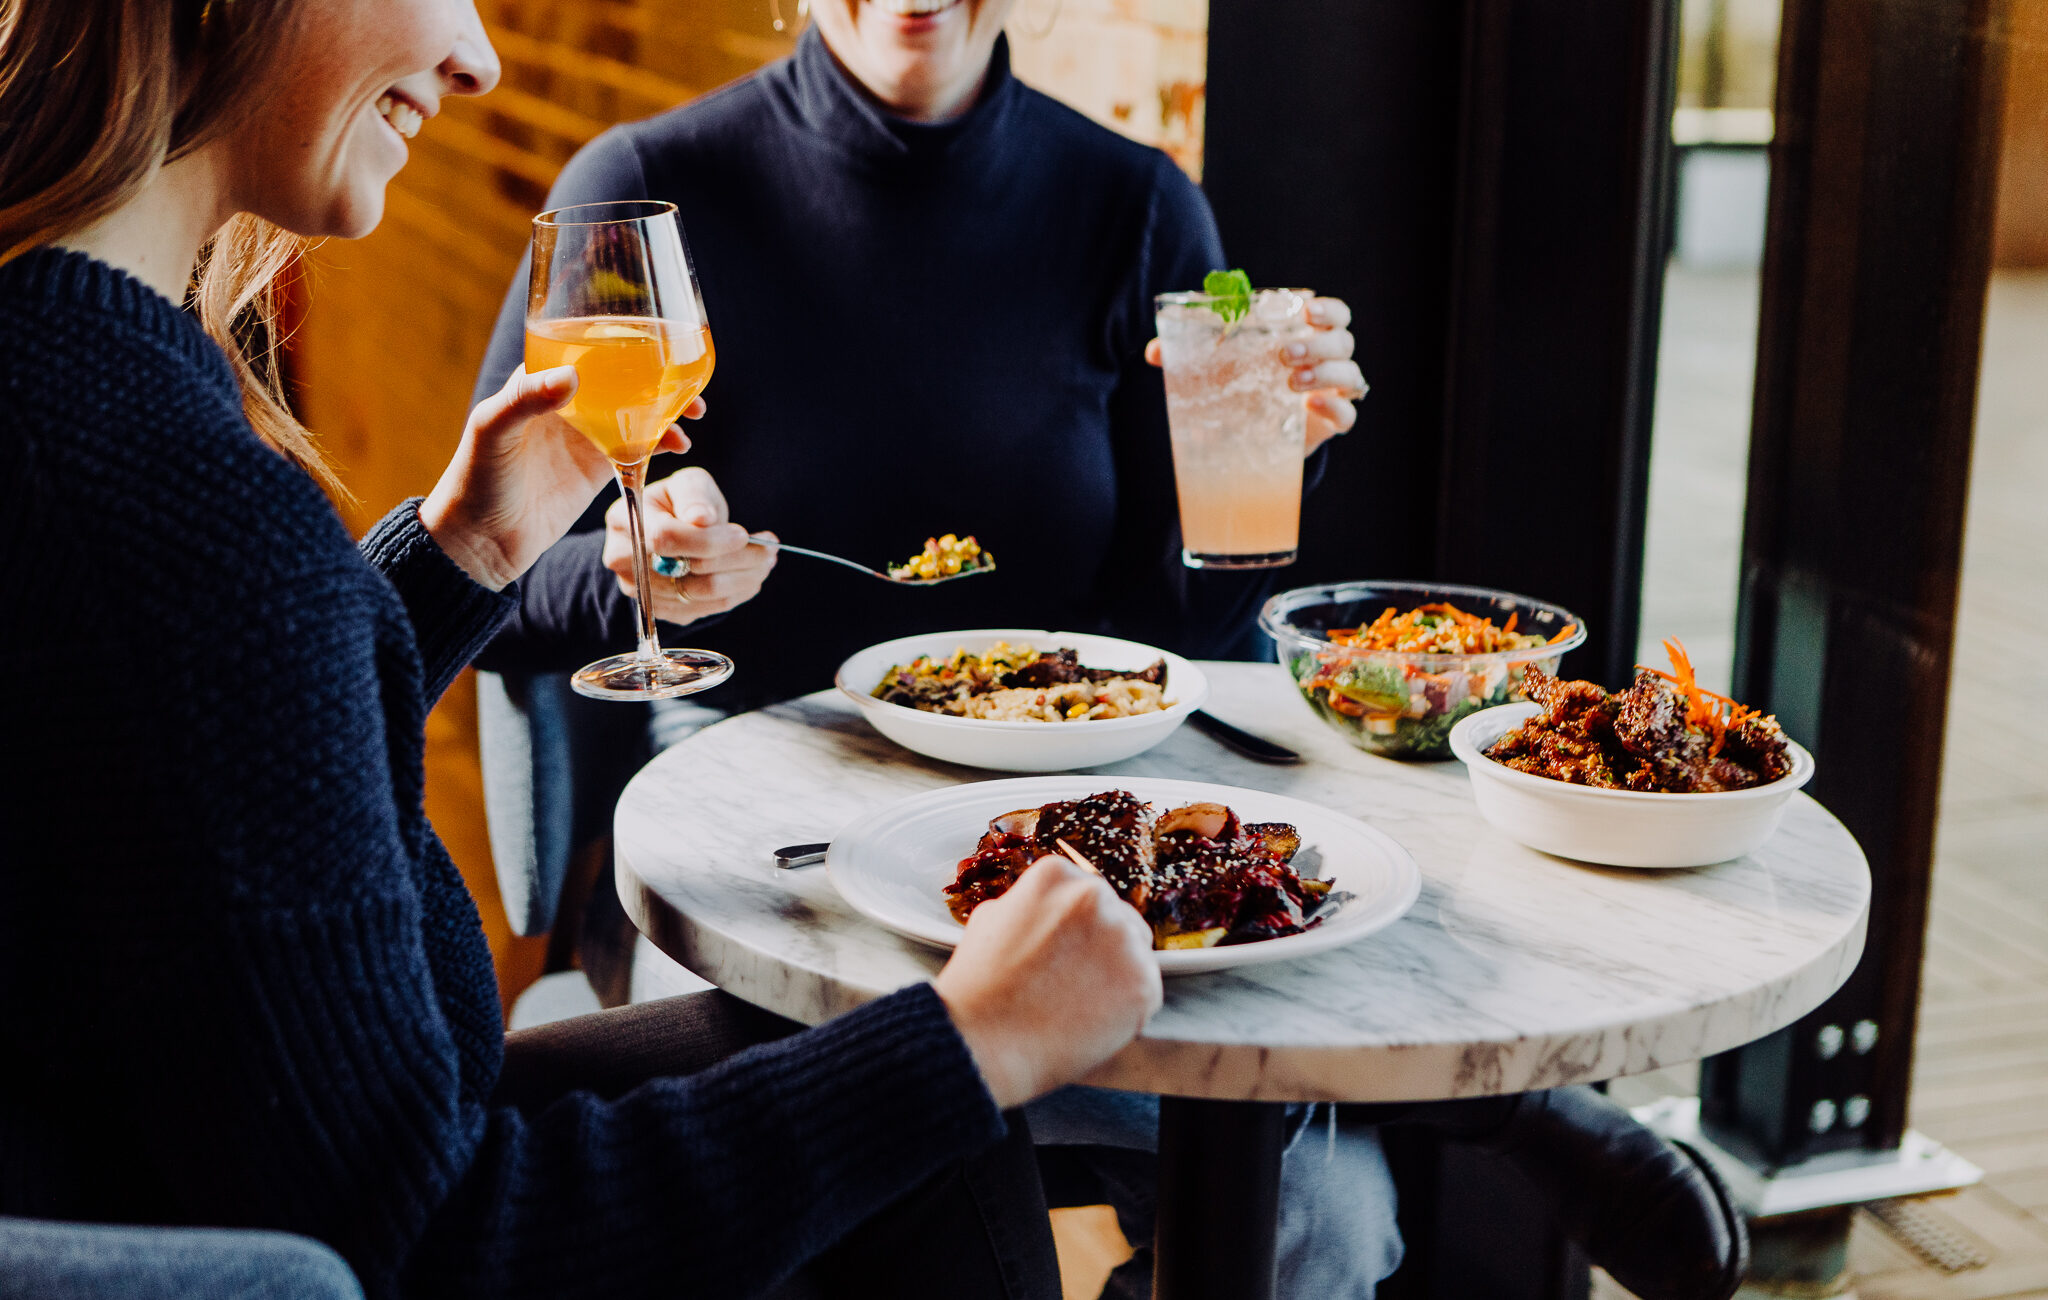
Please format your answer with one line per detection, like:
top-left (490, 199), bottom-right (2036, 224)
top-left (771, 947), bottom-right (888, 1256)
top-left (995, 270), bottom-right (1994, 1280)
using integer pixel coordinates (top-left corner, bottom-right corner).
top-left (1379, 1087), bottom-right (1748, 1300)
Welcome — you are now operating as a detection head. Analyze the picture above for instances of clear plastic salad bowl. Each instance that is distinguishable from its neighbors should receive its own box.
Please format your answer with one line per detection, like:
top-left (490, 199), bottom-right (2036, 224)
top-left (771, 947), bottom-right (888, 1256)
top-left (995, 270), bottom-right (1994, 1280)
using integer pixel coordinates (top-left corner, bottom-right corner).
top-left (1258, 580), bottom-right (1588, 760)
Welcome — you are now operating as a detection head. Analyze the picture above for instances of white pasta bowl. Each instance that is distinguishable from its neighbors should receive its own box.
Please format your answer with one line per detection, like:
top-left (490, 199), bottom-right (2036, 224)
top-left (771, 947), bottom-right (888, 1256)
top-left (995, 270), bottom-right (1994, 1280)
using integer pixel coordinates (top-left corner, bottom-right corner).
top-left (835, 629), bottom-right (1209, 773)
top-left (1448, 703), bottom-right (1817, 869)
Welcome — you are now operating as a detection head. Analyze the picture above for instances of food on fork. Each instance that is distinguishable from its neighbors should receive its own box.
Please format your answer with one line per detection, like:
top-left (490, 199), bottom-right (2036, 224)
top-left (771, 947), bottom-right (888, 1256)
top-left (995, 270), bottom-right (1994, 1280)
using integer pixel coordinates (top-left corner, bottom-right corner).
top-left (873, 643), bottom-right (1170, 722)
top-left (945, 790), bottom-right (1335, 949)
top-left (889, 533), bottom-right (995, 582)
top-left (1484, 640), bottom-right (1794, 792)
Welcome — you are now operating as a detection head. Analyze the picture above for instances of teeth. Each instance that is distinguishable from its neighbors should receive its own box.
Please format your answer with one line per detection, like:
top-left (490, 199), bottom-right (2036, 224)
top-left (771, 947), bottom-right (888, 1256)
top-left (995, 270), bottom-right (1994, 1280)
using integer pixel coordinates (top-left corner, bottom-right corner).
top-left (873, 0), bottom-right (956, 13)
top-left (375, 93), bottom-right (422, 140)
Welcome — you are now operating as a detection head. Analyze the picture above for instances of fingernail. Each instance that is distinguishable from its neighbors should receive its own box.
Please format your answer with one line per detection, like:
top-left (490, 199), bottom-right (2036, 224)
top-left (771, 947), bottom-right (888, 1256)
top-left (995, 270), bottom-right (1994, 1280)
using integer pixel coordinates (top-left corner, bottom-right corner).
top-left (1307, 303), bottom-right (1329, 324)
top-left (686, 510), bottom-right (715, 527)
top-left (1284, 343), bottom-right (1308, 360)
top-left (1293, 367), bottom-right (1318, 388)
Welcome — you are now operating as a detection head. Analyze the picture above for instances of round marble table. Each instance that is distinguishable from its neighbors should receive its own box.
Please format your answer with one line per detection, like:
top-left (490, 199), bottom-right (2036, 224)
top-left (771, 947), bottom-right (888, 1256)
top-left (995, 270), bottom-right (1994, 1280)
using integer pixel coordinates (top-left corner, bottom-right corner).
top-left (613, 661), bottom-right (1870, 1298)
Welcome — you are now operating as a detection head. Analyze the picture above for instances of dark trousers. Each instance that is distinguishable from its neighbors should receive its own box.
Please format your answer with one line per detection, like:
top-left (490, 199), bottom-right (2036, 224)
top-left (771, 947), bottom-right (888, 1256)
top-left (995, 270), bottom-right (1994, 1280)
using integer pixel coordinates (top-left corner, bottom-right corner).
top-left (497, 990), bottom-right (1062, 1300)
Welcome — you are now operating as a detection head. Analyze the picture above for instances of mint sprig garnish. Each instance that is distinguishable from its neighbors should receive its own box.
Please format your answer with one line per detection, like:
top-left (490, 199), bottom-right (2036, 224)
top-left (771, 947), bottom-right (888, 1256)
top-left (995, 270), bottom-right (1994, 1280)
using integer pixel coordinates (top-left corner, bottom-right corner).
top-left (1203, 268), bottom-right (1252, 324)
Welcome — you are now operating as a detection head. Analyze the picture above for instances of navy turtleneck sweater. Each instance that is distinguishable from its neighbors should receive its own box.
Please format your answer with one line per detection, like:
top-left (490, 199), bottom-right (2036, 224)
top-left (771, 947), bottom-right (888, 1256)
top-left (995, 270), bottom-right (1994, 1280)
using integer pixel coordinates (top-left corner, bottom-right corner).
top-left (473, 30), bottom-right (1282, 710)
top-left (0, 247), bottom-right (1004, 1297)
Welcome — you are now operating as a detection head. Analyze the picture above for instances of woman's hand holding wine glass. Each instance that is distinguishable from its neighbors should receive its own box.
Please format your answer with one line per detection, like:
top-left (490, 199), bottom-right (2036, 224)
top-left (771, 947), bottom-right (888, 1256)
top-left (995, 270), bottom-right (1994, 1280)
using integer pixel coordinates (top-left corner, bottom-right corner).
top-left (420, 365), bottom-right (704, 593)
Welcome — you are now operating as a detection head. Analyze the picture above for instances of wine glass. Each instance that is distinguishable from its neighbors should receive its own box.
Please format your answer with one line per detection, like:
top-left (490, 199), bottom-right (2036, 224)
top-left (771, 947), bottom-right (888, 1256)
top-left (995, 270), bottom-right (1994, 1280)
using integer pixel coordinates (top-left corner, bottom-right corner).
top-left (527, 199), bottom-right (733, 701)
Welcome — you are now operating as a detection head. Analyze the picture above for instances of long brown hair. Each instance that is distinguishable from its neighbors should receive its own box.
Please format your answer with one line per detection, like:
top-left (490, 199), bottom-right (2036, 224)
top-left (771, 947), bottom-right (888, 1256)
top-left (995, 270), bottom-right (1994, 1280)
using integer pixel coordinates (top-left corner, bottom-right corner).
top-left (0, 0), bottom-right (340, 495)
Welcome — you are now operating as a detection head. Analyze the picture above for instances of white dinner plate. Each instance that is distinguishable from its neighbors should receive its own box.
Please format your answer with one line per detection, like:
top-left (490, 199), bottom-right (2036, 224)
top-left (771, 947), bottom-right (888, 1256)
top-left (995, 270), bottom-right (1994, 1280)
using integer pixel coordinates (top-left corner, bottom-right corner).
top-left (826, 775), bottom-right (1422, 975)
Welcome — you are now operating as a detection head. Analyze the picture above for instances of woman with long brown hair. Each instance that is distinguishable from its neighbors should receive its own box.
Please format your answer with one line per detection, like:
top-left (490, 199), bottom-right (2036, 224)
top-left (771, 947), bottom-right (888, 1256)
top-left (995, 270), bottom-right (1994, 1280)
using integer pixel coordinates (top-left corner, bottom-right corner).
top-left (0, 2), bottom-right (1161, 1295)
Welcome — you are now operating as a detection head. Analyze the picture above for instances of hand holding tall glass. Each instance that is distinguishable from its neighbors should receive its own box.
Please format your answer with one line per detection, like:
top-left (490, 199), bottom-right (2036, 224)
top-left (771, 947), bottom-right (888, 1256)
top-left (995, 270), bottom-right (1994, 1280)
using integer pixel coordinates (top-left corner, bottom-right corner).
top-left (527, 200), bottom-right (732, 700)
top-left (1154, 287), bottom-right (1316, 569)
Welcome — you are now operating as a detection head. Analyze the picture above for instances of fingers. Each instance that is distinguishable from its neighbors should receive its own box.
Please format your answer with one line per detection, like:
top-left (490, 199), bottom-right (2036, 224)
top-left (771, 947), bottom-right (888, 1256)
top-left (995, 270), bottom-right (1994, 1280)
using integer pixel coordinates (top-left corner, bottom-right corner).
top-left (658, 465), bottom-right (731, 528)
top-left (610, 502), bottom-right (776, 623)
top-left (467, 365), bottom-right (577, 438)
top-left (1029, 860), bottom-right (1160, 1026)
top-left (1014, 857), bottom-right (1156, 963)
top-left (1144, 338), bottom-right (1165, 368)
top-left (618, 561), bottom-right (775, 623)
top-left (1309, 392), bottom-right (1358, 435)
top-left (681, 396), bottom-right (708, 420)
top-left (1281, 328), bottom-right (1354, 367)
top-left (612, 468), bottom-right (749, 560)
top-left (1291, 357), bottom-right (1367, 400)
top-left (1307, 296), bottom-right (1352, 330)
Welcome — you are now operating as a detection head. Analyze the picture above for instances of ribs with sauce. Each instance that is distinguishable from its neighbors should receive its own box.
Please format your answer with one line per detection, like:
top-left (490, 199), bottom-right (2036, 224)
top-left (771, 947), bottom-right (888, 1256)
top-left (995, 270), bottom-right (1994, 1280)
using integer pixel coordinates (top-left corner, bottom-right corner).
top-left (944, 790), bottom-right (1333, 949)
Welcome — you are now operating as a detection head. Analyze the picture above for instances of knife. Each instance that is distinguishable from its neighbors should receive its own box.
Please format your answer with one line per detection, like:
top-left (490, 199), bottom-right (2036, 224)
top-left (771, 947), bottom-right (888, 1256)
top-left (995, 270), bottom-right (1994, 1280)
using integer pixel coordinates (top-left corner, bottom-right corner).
top-left (772, 843), bottom-right (830, 869)
top-left (1189, 710), bottom-right (1301, 764)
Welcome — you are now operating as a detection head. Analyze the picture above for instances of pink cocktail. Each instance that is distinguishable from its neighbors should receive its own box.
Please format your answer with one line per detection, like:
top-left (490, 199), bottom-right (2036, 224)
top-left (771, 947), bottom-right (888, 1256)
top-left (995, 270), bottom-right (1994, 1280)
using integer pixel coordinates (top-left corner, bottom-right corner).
top-left (1154, 287), bottom-right (1314, 569)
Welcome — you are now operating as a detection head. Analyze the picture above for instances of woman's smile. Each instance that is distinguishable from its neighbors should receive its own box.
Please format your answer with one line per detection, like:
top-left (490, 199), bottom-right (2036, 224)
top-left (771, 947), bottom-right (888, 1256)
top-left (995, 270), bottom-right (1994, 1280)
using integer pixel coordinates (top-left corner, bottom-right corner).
top-left (870, 0), bottom-right (966, 18)
top-left (375, 91), bottom-right (427, 141)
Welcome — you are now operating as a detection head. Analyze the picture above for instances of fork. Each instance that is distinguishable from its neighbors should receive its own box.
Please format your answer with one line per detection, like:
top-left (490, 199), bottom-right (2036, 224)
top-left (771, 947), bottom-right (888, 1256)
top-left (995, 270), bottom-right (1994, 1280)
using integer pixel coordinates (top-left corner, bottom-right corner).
top-left (656, 536), bottom-right (991, 587)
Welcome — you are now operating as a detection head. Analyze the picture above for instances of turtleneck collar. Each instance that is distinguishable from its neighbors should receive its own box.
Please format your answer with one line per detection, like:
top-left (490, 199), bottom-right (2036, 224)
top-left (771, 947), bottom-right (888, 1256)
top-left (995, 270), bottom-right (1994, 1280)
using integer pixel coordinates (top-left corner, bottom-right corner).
top-left (779, 24), bottom-right (1019, 167)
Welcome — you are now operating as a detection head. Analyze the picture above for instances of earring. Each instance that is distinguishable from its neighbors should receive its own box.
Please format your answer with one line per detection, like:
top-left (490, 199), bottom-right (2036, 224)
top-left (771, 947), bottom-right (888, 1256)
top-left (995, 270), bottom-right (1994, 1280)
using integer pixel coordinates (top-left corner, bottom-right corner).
top-left (1019, 0), bottom-right (1061, 38)
top-left (770, 0), bottom-right (809, 32)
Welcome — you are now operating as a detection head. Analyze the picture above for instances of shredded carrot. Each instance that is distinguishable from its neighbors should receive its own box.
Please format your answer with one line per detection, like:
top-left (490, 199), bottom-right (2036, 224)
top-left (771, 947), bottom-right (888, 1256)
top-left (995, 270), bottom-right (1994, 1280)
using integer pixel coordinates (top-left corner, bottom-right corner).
top-left (1636, 638), bottom-right (1755, 757)
top-left (1327, 601), bottom-right (1555, 656)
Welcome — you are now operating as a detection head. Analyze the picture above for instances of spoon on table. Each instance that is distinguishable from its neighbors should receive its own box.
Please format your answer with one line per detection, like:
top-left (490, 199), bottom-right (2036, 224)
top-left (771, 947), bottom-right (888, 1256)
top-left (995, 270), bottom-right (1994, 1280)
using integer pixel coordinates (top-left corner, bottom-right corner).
top-left (655, 536), bottom-right (993, 587)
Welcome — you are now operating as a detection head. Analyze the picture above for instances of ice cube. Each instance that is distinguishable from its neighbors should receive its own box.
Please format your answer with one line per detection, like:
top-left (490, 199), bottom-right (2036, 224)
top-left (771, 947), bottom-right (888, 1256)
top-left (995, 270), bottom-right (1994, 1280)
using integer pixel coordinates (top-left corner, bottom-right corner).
top-left (1252, 289), bottom-right (1304, 322)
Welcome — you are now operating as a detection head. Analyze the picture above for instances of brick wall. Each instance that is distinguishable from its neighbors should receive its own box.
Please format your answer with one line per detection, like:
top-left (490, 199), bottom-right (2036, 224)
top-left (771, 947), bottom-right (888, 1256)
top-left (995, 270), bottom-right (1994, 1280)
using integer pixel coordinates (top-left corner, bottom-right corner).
top-left (293, 0), bottom-right (1210, 1007)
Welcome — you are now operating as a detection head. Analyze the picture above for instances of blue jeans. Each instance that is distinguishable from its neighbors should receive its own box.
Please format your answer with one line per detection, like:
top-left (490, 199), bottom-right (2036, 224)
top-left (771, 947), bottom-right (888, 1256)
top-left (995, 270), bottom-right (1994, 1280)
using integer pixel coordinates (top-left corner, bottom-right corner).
top-left (1027, 1087), bottom-right (1403, 1299)
top-left (0, 1217), bottom-right (361, 1300)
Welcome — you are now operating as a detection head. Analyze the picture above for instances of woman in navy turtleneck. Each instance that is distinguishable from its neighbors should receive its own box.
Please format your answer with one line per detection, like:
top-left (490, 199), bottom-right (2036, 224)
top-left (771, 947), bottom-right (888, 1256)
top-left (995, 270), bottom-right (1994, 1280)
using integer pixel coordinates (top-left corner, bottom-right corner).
top-left (467, 5), bottom-right (1393, 1297)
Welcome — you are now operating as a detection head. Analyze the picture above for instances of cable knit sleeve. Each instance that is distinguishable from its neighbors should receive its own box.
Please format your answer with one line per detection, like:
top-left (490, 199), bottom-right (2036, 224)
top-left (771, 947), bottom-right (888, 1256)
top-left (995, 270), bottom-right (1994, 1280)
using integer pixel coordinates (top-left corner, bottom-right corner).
top-left (357, 498), bottom-right (518, 702)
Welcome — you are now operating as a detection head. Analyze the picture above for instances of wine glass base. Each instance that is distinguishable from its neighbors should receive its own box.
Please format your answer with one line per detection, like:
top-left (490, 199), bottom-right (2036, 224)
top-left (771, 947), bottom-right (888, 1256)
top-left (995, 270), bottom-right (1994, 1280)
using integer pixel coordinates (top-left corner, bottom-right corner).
top-left (1182, 548), bottom-right (1298, 570)
top-left (571, 649), bottom-right (734, 701)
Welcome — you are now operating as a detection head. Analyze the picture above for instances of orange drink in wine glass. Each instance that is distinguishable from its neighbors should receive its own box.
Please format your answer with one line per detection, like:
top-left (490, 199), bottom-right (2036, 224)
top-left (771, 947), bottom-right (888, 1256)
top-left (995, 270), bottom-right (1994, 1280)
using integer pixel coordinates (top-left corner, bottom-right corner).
top-left (526, 200), bottom-right (732, 701)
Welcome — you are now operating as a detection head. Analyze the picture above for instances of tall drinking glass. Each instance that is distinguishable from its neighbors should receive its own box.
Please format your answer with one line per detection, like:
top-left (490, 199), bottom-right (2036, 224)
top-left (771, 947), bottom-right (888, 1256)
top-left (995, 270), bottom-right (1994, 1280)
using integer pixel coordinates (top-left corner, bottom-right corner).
top-left (1154, 287), bottom-right (1315, 569)
top-left (527, 200), bottom-right (732, 700)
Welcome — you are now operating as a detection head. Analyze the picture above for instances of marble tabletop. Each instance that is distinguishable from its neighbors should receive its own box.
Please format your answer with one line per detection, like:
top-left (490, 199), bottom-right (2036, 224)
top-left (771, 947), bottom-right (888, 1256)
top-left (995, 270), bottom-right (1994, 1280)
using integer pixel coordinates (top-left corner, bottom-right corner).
top-left (614, 662), bottom-right (1870, 1103)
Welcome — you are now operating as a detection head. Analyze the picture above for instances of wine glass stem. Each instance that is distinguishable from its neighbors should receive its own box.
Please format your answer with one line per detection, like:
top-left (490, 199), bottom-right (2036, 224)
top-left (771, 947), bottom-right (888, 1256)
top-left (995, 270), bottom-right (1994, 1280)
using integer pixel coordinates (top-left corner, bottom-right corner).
top-left (614, 458), bottom-right (663, 663)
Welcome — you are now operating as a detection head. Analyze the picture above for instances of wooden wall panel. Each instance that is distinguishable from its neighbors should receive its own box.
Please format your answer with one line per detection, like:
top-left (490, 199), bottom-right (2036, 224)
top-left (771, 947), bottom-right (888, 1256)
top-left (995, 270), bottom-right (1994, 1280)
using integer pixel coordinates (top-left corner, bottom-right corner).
top-left (293, 0), bottom-right (1208, 1011)
top-left (1994, 0), bottom-right (2048, 266)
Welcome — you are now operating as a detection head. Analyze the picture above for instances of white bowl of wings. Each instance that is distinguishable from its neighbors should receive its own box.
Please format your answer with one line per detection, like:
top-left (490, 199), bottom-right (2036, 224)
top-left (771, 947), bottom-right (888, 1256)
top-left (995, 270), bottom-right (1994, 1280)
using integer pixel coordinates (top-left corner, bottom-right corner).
top-left (1449, 704), bottom-right (1817, 869)
top-left (825, 775), bottom-right (1421, 975)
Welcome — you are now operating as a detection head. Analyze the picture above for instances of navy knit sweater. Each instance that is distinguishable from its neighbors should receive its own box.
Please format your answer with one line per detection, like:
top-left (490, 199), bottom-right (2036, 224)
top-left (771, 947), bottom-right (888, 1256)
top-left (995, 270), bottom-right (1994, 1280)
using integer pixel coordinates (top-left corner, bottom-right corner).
top-left (0, 247), bottom-right (1003, 1297)
top-left (472, 30), bottom-right (1290, 710)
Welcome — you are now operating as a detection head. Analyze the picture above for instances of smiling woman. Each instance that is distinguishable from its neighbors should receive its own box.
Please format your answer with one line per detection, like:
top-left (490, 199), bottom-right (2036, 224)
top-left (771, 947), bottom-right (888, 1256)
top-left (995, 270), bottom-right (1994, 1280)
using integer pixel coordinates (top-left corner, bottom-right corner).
top-left (0, 1), bottom-right (1165, 1296)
